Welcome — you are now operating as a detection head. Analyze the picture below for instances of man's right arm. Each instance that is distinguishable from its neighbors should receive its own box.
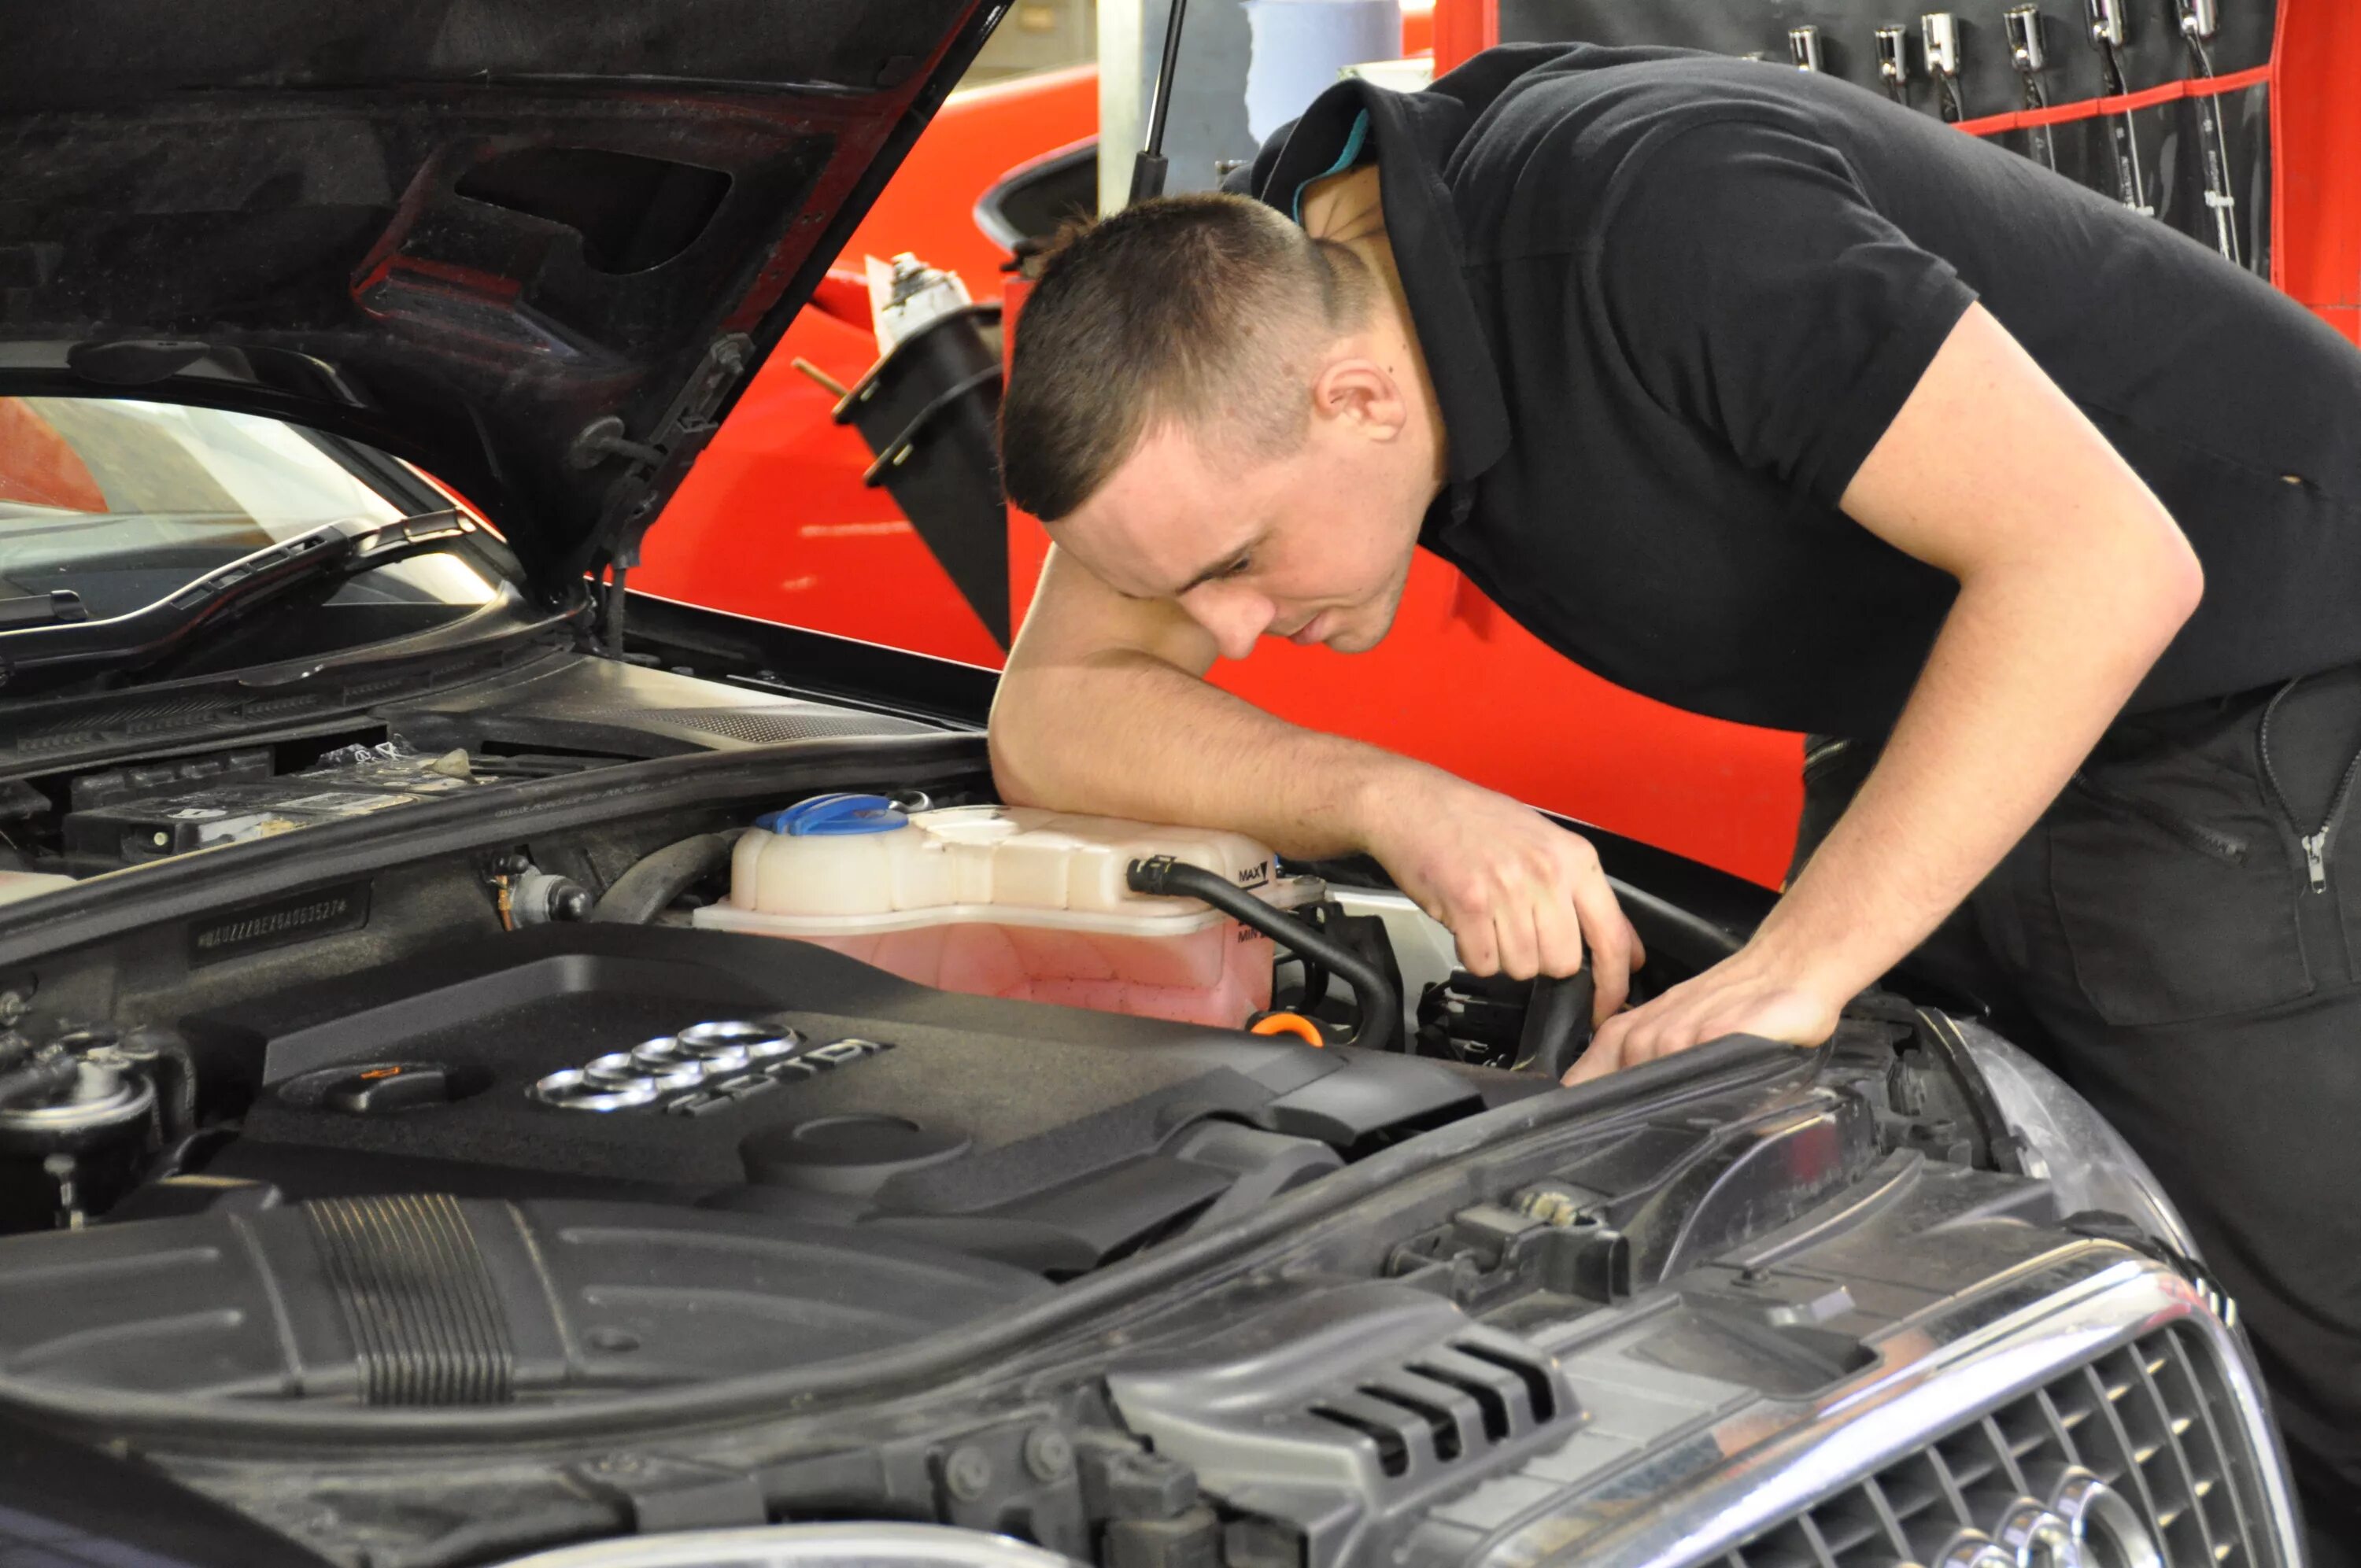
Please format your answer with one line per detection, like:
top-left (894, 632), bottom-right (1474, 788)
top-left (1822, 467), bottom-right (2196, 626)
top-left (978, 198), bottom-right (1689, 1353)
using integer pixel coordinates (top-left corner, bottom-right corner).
top-left (989, 545), bottom-right (1391, 859)
top-left (988, 546), bottom-right (1641, 1008)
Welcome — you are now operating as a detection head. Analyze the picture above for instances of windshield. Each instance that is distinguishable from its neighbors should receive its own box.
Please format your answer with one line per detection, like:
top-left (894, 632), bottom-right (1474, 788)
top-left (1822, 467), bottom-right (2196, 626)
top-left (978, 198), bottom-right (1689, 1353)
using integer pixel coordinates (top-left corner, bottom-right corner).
top-left (0, 397), bottom-right (497, 618)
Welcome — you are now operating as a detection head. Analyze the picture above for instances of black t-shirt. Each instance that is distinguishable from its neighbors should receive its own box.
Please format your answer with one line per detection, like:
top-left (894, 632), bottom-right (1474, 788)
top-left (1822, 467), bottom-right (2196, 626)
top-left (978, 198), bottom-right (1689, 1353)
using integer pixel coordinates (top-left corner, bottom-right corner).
top-left (1240, 44), bottom-right (2361, 740)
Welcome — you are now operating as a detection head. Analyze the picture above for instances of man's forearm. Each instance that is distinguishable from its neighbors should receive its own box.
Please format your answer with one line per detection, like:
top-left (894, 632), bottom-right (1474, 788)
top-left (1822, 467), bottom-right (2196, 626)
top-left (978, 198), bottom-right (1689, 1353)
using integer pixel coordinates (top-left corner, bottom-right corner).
top-left (1750, 548), bottom-right (2200, 998)
top-left (989, 650), bottom-right (1409, 858)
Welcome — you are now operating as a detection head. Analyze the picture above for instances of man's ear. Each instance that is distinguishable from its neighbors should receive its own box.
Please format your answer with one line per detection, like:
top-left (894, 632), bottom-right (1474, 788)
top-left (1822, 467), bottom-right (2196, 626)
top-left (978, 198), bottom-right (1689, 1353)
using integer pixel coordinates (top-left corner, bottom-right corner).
top-left (1309, 356), bottom-right (1409, 442)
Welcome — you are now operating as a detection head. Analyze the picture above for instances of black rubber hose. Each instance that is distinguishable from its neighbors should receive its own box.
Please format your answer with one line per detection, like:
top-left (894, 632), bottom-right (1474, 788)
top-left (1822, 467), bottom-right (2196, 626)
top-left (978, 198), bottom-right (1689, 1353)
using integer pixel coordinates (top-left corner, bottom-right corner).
top-left (590, 832), bottom-right (740, 924)
top-left (1127, 857), bottom-right (1398, 1052)
top-left (1513, 972), bottom-right (1596, 1079)
top-left (124, 1028), bottom-right (198, 1144)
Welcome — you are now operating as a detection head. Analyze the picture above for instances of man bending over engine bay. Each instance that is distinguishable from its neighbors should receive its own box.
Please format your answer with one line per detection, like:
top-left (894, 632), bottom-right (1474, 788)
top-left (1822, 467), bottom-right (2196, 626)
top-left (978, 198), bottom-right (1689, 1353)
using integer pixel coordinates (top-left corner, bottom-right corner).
top-left (986, 43), bottom-right (2361, 1544)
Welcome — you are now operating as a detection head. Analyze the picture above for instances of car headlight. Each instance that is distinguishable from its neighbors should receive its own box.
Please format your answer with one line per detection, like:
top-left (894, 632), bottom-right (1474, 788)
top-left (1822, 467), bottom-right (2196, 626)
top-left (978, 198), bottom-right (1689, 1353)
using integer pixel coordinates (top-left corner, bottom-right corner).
top-left (491, 1524), bottom-right (1081, 1568)
top-left (1945, 1015), bottom-right (2204, 1264)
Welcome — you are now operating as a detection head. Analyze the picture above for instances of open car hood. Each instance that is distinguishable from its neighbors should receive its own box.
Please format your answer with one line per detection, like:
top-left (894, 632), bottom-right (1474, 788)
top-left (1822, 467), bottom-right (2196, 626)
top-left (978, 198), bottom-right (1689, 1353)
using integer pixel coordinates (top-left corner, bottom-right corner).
top-left (0, 0), bottom-right (1001, 590)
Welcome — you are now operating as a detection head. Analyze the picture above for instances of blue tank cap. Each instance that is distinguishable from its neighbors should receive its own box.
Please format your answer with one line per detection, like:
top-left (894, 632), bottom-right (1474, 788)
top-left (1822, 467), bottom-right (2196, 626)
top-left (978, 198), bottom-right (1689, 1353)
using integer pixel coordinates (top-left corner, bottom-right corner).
top-left (756, 793), bottom-right (910, 836)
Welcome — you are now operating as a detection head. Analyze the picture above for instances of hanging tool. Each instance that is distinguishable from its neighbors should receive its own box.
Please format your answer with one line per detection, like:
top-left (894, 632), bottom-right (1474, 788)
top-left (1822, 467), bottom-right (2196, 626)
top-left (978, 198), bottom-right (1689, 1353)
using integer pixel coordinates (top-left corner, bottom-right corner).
top-left (1874, 25), bottom-right (1911, 105)
top-left (1788, 25), bottom-right (1823, 72)
top-left (2086, 0), bottom-right (2153, 215)
top-left (1920, 13), bottom-right (1964, 122)
top-left (2177, 0), bottom-right (2244, 265)
top-left (1128, 0), bottom-right (1192, 205)
top-left (2004, 6), bottom-right (2060, 172)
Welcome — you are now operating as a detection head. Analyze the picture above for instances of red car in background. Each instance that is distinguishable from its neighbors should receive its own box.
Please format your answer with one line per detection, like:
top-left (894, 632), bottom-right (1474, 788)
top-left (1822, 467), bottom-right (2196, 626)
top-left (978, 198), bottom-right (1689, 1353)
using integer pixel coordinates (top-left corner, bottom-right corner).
top-left (635, 0), bottom-right (2358, 891)
top-left (634, 62), bottom-right (1093, 675)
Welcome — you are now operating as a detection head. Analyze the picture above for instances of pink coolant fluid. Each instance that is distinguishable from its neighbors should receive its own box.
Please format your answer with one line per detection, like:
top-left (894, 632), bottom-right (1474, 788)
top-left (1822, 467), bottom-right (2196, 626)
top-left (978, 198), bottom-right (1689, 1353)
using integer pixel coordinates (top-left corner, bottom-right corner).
top-left (691, 799), bottom-right (1312, 1028)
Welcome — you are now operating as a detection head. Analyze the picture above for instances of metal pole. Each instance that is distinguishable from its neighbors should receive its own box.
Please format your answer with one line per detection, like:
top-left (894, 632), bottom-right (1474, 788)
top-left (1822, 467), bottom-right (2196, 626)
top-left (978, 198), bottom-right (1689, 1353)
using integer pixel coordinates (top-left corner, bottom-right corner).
top-left (1099, 0), bottom-right (1146, 213)
top-left (1128, 0), bottom-right (1194, 203)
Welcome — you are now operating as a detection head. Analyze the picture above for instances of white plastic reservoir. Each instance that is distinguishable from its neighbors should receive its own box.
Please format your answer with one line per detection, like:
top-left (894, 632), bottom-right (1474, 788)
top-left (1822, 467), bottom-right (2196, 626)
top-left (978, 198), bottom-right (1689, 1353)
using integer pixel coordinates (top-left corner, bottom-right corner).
top-left (692, 795), bottom-right (1310, 1027)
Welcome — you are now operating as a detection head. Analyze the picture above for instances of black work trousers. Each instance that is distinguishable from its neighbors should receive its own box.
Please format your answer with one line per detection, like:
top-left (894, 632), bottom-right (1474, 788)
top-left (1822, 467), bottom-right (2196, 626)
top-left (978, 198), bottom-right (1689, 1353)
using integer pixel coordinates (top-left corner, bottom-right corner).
top-left (1796, 666), bottom-right (2361, 1563)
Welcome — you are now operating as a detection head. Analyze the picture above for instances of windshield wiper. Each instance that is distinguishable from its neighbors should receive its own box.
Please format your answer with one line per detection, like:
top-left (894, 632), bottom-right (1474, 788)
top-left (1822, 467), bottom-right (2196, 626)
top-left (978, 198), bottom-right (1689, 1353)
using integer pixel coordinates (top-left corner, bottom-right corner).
top-left (0, 511), bottom-right (478, 684)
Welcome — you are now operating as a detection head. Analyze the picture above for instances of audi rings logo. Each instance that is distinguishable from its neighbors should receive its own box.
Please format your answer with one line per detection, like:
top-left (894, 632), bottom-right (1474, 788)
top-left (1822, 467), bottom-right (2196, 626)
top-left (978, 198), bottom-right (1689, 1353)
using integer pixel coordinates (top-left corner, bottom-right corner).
top-left (1920, 1468), bottom-right (2161, 1568)
top-left (530, 1020), bottom-right (892, 1115)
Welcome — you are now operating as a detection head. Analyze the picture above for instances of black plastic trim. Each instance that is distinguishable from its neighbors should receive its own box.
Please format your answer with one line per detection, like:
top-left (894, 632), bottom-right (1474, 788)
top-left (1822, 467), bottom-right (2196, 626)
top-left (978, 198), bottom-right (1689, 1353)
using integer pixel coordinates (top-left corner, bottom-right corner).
top-left (0, 616), bottom-right (578, 783)
top-left (620, 592), bottom-right (999, 729)
top-left (0, 732), bottom-right (988, 968)
top-left (0, 1035), bottom-right (1807, 1443)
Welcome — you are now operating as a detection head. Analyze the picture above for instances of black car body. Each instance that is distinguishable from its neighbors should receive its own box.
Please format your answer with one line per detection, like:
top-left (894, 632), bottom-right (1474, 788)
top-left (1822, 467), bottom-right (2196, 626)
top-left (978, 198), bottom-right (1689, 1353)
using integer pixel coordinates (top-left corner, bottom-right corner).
top-left (0, 5), bottom-right (2305, 1566)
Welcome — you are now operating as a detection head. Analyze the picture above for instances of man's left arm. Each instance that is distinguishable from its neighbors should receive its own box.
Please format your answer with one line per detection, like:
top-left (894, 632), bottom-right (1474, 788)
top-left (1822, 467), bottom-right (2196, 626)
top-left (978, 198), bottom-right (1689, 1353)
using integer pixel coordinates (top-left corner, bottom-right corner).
top-left (1568, 300), bottom-right (2203, 1081)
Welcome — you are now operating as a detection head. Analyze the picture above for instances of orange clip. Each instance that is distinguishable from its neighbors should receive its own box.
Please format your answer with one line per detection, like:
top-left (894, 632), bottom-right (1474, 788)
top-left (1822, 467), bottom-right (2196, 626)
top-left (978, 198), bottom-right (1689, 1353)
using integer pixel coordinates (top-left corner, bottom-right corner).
top-left (1251, 1013), bottom-right (1327, 1048)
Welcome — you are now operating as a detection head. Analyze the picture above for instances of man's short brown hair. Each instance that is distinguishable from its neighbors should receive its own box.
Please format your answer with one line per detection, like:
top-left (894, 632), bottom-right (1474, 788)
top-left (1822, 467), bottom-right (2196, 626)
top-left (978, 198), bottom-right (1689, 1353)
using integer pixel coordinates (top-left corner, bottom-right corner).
top-left (999, 193), bottom-right (1369, 522)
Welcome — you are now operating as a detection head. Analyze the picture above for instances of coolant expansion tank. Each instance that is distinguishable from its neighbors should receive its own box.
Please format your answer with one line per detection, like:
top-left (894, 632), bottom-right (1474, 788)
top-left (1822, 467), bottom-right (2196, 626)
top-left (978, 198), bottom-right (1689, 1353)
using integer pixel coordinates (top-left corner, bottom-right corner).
top-left (691, 797), bottom-right (1302, 1028)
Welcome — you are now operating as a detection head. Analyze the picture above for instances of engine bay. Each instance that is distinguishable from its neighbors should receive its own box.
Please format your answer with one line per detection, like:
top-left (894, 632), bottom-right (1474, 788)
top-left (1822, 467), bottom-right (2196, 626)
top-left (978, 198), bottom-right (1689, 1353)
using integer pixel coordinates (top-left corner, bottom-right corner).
top-left (3, 924), bottom-right (1527, 1403)
top-left (0, 744), bottom-right (2011, 1420)
top-left (0, 763), bottom-right (1593, 1408)
top-left (192, 926), bottom-right (1498, 1261)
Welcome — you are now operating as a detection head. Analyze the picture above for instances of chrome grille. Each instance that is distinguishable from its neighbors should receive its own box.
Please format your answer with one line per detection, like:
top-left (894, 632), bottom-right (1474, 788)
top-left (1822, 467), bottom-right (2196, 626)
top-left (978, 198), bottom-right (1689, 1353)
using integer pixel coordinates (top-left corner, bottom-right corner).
top-left (1726, 1324), bottom-right (2273, 1566)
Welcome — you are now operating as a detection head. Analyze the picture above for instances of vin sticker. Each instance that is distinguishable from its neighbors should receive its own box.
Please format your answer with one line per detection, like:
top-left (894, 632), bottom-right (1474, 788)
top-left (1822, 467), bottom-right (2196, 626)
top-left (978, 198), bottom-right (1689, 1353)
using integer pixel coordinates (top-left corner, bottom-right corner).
top-left (190, 880), bottom-right (373, 966)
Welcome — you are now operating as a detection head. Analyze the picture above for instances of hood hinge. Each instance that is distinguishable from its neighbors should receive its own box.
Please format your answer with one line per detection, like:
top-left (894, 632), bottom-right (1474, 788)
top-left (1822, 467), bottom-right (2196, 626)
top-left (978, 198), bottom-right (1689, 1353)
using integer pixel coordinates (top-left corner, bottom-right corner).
top-left (571, 332), bottom-right (754, 574)
top-left (570, 331), bottom-right (753, 653)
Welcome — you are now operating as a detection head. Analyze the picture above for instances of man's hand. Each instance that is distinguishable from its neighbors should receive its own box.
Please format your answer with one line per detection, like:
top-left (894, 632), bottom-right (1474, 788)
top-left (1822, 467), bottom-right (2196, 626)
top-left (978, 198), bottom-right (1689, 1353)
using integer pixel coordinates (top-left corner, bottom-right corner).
top-left (1563, 942), bottom-right (1842, 1084)
top-left (1354, 765), bottom-right (1643, 1024)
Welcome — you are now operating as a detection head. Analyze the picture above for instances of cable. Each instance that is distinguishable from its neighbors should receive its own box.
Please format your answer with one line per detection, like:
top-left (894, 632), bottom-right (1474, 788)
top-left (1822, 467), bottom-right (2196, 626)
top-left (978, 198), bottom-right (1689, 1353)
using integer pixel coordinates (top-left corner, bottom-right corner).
top-left (590, 832), bottom-right (740, 924)
top-left (1127, 856), bottom-right (1398, 1052)
top-left (1251, 1013), bottom-right (1328, 1048)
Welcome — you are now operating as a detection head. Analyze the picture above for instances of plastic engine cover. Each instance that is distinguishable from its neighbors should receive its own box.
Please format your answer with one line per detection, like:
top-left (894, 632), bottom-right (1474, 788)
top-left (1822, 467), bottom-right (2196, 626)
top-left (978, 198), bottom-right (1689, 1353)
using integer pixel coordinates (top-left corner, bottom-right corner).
top-left (0, 1194), bottom-right (1051, 1404)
